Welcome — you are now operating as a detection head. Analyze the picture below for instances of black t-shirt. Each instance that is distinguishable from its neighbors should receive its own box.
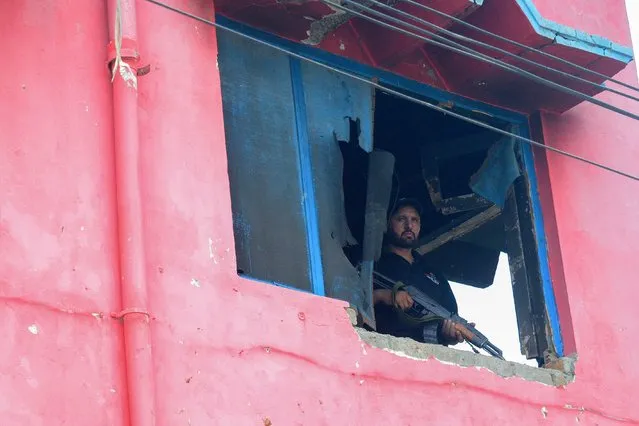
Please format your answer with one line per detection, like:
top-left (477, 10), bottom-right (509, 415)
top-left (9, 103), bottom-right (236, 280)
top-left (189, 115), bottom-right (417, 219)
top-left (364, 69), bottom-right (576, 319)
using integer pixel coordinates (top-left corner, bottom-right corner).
top-left (373, 251), bottom-right (458, 342)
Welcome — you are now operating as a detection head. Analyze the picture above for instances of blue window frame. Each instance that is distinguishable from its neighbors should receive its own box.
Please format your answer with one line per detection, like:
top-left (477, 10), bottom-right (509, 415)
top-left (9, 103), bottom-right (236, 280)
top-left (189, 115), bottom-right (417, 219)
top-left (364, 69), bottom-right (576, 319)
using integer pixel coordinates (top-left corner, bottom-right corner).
top-left (216, 16), bottom-right (564, 360)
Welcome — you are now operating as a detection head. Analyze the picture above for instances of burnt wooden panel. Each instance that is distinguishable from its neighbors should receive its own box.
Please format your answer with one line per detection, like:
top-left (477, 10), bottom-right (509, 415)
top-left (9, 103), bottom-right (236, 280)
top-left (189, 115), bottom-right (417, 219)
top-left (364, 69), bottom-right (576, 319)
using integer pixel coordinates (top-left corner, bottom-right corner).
top-left (218, 31), bottom-right (312, 291)
top-left (416, 205), bottom-right (501, 255)
top-left (504, 176), bottom-right (550, 360)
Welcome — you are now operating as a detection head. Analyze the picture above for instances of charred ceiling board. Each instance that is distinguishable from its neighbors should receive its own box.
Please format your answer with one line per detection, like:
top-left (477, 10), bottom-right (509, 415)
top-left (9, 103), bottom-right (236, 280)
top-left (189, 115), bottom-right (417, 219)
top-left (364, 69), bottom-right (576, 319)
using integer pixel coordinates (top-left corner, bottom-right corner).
top-left (415, 206), bottom-right (502, 288)
top-left (422, 241), bottom-right (500, 288)
top-left (299, 58), bottom-right (377, 323)
top-left (428, 131), bottom-right (500, 159)
top-left (218, 30), bottom-right (313, 291)
top-left (504, 177), bottom-right (550, 360)
top-left (416, 205), bottom-right (501, 255)
top-left (437, 195), bottom-right (492, 216)
top-left (458, 213), bottom-right (507, 252)
top-left (421, 144), bottom-right (494, 215)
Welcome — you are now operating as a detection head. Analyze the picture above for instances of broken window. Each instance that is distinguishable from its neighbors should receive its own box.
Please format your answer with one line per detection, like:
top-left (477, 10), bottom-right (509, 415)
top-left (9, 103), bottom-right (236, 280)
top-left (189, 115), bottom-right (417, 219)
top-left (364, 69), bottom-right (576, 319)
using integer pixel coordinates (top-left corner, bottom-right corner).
top-left (218, 28), bottom-right (377, 325)
top-left (363, 91), bottom-right (553, 363)
top-left (217, 28), bottom-right (557, 366)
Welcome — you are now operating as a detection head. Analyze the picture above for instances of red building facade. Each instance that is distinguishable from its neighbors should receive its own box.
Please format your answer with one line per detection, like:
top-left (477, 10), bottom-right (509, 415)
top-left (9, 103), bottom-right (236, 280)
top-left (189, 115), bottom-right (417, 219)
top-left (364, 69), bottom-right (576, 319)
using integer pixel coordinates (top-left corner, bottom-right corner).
top-left (1, 1), bottom-right (638, 425)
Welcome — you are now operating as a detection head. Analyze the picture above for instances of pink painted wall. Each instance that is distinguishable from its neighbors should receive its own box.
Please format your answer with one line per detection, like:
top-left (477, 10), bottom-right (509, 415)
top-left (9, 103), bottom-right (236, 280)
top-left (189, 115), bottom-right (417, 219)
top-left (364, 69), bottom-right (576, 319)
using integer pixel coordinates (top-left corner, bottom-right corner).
top-left (531, 0), bottom-right (633, 45)
top-left (539, 61), bottom-right (639, 413)
top-left (0, 2), bottom-right (128, 425)
top-left (1, 0), bottom-right (638, 425)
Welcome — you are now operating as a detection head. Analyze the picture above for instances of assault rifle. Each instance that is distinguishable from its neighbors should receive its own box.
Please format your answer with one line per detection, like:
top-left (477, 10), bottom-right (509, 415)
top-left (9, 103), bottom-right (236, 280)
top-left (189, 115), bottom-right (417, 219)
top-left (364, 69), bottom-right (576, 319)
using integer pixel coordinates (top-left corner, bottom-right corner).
top-left (373, 270), bottom-right (505, 360)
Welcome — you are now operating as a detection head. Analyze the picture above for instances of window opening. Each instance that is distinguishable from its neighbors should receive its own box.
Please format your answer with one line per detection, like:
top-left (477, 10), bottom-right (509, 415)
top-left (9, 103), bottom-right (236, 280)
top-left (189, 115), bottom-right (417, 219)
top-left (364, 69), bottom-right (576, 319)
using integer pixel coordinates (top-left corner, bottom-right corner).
top-left (451, 254), bottom-right (537, 366)
top-left (343, 90), bottom-right (553, 365)
top-left (217, 28), bottom-right (558, 367)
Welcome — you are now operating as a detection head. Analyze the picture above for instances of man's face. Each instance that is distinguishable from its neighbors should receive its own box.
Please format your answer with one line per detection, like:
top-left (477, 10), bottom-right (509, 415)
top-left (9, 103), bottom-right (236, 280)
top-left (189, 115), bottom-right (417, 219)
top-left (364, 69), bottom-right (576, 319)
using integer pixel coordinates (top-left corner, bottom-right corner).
top-left (388, 206), bottom-right (421, 249)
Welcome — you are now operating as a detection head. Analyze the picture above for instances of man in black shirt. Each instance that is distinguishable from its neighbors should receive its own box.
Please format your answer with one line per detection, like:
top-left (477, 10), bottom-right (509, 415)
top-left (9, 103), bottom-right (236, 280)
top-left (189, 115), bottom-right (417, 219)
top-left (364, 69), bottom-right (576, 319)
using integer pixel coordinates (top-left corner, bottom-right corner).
top-left (374, 198), bottom-right (464, 346)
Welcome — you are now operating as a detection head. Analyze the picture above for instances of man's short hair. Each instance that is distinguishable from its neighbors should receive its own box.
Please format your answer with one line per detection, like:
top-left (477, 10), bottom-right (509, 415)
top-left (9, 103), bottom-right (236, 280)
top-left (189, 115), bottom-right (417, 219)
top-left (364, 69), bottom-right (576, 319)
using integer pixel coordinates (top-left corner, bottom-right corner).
top-left (387, 198), bottom-right (423, 220)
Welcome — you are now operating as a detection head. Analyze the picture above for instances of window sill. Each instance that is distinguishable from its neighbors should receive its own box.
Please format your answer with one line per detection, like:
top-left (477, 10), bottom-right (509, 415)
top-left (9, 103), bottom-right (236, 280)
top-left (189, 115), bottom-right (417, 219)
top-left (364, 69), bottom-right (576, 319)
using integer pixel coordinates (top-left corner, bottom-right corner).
top-left (356, 328), bottom-right (575, 387)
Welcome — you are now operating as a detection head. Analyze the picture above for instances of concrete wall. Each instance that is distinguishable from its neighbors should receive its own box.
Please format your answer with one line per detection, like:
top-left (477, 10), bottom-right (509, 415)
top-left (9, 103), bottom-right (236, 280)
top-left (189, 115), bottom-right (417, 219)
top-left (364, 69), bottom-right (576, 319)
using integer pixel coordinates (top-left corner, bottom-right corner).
top-left (1, 0), bottom-right (638, 425)
top-left (0, 2), bottom-right (128, 424)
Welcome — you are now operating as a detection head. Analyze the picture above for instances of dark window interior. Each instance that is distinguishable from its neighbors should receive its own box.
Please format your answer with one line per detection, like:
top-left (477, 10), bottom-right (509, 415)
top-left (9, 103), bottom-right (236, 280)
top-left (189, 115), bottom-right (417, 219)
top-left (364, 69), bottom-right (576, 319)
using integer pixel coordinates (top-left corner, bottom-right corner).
top-left (341, 90), bottom-right (552, 363)
top-left (342, 91), bottom-right (508, 287)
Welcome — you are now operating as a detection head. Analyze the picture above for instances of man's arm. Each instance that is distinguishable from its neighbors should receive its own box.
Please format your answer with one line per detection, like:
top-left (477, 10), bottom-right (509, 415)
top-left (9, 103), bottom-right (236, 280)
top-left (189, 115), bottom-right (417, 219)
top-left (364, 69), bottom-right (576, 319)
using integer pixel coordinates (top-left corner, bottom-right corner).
top-left (374, 283), bottom-right (461, 345)
top-left (372, 289), bottom-right (390, 305)
top-left (373, 289), bottom-right (413, 310)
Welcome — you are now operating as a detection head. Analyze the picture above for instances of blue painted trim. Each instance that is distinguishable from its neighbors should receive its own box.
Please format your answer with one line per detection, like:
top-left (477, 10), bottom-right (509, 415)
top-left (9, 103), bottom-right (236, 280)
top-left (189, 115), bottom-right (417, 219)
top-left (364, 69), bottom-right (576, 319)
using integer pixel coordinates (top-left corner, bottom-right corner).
top-left (516, 125), bottom-right (564, 356)
top-left (290, 57), bottom-right (326, 297)
top-left (515, 0), bottom-right (633, 63)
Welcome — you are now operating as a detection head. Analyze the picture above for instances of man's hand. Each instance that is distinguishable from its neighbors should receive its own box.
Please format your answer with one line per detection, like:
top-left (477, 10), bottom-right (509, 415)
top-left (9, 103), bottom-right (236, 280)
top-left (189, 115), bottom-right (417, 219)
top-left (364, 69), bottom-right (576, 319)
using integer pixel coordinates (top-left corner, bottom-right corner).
top-left (394, 290), bottom-right (414, 310)
top-left (440, 319), bottom-right (463, 345)
top-left (439, 320), bottom-right (476, 345)
top-left (373, 289), bottom-right (413, 310)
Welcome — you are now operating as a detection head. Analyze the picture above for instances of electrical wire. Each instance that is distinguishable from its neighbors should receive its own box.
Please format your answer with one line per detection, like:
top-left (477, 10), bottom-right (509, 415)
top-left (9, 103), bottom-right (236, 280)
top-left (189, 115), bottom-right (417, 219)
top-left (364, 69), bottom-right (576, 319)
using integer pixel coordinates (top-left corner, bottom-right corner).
top-left (402, 0), bottom-right (639, 94)
top-left (351, 0), bottom-right (639, 104)
top-left (325, 0), bottom-right (639, 122)
top-left (142, 0), bottom-right (639, 182)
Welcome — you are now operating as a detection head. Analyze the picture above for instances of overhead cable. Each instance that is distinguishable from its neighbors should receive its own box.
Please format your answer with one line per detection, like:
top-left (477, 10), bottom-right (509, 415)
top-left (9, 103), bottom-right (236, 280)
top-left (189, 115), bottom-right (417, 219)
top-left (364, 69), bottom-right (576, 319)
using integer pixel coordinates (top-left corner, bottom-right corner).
top-left (353, 0), bottom-right (639, 104)
top-left (402, 0), bottom-right (639, 94)
top-left (142, 0), bottom-right (639, 182)
top-left (325, 0), bottom-right (639, 122)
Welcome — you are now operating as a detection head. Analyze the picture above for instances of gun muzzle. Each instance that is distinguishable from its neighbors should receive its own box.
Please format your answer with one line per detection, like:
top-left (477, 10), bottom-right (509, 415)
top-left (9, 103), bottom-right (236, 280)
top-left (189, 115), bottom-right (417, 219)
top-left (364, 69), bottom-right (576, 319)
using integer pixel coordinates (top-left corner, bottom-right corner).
top-left (482, 342), bottom-right (505, 360)
top-left (454, 324), bottom-right (505, 360)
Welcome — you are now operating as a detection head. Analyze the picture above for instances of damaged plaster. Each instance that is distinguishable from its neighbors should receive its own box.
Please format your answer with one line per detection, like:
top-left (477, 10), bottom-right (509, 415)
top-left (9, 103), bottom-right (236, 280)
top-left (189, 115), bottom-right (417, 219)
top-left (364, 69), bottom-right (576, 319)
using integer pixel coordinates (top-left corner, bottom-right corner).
top-left (302, 0), bottom-right (401, 45)
top-left (357, 329), bottom-right (575, 387)
top-left (303, 3), bottom-right (351, 45)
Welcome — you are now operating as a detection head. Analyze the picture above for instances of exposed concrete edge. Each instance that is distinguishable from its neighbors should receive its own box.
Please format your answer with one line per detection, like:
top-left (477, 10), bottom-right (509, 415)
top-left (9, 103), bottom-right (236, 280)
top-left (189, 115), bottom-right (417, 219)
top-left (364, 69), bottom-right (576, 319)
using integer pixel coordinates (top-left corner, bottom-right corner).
top-left (356, 328), bottom-right (575, 387)
top-left (301, 0), bottom-right (403, 46)
top-left (302, 5), bottom-right (350, 46)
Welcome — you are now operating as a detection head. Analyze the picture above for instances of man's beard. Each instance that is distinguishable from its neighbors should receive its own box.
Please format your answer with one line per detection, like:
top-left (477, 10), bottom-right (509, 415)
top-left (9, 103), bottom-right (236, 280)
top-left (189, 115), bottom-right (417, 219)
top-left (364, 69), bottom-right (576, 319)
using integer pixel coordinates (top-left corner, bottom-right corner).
top-left (387, 231), bottom-right (419, 249)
